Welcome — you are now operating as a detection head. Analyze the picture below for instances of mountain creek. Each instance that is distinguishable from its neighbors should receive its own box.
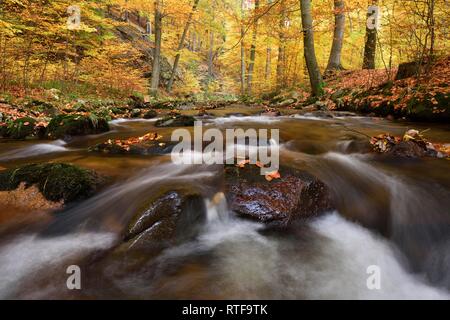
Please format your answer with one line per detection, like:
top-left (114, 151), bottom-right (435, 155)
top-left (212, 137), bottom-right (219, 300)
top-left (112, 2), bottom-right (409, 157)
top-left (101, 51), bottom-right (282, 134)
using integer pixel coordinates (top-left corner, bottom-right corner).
top-left (0, 105), bottom-right (449, 299)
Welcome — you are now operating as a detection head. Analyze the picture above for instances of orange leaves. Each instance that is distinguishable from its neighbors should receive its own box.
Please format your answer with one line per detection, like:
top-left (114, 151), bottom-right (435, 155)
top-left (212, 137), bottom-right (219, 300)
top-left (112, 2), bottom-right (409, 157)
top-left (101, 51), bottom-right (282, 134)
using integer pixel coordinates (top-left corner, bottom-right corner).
top-left (264, 170), bottom-right (281, 181)
top-left (235, 159), bottom-right (281, 181)
top-left (104, 132), bottom-right (162, 150)
top-left (236, 159), bottom-right (249, 168)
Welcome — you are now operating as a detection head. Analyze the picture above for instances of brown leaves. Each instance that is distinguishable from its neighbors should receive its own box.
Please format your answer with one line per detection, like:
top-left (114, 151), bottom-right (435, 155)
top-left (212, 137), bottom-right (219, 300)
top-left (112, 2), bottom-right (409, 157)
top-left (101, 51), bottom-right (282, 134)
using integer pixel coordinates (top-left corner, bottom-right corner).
top-left (370, 133), bottom-right (400, 153)
top-left (370, 129), bottom-right (450, 158)
top-left (105, 132), bottom-right (162, 150)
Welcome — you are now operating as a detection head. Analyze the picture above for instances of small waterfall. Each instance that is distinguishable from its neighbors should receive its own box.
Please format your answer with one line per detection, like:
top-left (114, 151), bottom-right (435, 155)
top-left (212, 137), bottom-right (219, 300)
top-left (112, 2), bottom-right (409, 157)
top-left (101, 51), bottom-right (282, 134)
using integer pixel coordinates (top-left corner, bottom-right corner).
top-left (205, 192), bottom-right (229, 222)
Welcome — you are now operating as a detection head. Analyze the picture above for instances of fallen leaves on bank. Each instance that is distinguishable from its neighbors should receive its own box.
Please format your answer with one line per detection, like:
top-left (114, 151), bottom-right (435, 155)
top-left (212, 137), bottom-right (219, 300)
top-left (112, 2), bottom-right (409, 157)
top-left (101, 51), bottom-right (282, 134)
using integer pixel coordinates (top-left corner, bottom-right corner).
top-left (370, 129), bottom-right (450, 158)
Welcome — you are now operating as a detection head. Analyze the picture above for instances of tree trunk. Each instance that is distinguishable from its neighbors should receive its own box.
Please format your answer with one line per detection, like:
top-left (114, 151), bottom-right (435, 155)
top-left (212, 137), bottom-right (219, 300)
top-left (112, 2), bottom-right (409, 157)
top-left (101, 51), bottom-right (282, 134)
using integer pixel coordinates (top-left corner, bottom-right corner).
top-left (276, 0), bottom-right (286, 89)
top-left (325, 0), bottom-right (345, 75)
top-left (265, 47), bottom-right (271, 81)
top-left (150, 0), bottom-right (162, 96)
top-left (240, 0), bottom-right (246, 95)
top-left (300, 0), bottom-right (323, 96)
top-left (166, 0), bottom-right (200, 92)
top-left (208, 30), bottom-right (214, 77)
top-left (362, 1), bottom-right (379, 69)
top-left (246, 0), bottom-right (260, 95)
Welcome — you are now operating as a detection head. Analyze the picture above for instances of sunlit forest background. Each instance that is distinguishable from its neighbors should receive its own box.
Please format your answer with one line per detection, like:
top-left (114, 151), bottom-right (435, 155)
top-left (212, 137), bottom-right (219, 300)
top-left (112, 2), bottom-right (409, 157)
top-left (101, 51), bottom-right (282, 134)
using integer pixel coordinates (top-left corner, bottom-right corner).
top-left (0, 0), bottom-right (448, 100)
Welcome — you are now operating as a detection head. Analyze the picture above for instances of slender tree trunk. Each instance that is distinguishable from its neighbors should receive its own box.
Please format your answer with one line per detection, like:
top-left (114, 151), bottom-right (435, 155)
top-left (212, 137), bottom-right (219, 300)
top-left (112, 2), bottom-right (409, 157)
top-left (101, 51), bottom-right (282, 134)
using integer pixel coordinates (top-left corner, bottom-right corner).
top-left (325, 0), bottom-right (345, 75)
top-left (240, 0), bottom-right (246, 95)
top-left (276, 0), bottom-right (286, 89)
top-left (300, 0), bottom-right (323, 96)
top-left (208, 30), bottom-right (214, 77)
top-left (166, 0), bottom-right (200, 92)
top-left (265, 47), bottom-right (271, 81)
top-left (150, 0), bottom-right (162, 96)
top-left (362, 1), bottom-right (379, 69)
top-left (246, 0), bottom-right (260, 95)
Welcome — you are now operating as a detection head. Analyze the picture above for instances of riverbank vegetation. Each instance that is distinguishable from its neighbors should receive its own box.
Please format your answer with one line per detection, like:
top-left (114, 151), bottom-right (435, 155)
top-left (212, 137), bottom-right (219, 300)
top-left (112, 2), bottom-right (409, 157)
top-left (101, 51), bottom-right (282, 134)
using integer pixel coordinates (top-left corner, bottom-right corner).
top-left (0, 0), bottom-right (449, 123)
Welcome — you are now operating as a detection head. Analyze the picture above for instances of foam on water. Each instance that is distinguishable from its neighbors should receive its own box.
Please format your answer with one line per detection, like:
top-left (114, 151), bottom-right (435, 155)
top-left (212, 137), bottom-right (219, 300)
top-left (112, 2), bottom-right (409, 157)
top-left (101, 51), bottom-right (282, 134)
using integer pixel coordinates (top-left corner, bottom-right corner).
top-left (0, 140), bottom-right (69, 161)
top-left (0, 232), bottom-right (116, 298)
top-left (210, 115), bottom-right (282, 125)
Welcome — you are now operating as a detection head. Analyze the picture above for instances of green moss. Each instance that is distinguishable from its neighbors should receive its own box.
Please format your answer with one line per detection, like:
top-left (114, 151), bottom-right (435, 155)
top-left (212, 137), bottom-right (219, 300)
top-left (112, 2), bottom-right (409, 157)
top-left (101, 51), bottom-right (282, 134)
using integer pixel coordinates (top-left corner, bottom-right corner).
top-left (46, 114), bottom-right (110, 139)
top-left (0, 163), bottom-right (103, 203)
top-left (5, 117), bottom-right (36, 139)
top-left (406, 93), bottom-right (450, 122)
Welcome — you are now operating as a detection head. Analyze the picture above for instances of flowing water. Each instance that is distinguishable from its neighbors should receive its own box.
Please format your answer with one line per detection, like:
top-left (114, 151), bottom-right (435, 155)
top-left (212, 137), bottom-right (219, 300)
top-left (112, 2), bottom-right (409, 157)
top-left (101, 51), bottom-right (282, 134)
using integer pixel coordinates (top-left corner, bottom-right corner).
top-left (0, 108), bottom-right (449, 299)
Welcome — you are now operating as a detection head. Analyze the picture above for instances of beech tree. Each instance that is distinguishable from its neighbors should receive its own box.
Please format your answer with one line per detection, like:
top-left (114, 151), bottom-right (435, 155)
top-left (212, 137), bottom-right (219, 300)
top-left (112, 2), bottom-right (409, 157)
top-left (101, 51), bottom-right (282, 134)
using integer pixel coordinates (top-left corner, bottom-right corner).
top-left (325, 0), bottom-right (345, 75)
top-left (246, 0), bottom-right (260, 95)
top-left (362, 0), bottom-right (379, 69)
top-left (166, 0), bottom-right (200, 92)
top-left (150, 0), bottom-right (162, 96)
top-left (300, 0), bottom-right (323, 96)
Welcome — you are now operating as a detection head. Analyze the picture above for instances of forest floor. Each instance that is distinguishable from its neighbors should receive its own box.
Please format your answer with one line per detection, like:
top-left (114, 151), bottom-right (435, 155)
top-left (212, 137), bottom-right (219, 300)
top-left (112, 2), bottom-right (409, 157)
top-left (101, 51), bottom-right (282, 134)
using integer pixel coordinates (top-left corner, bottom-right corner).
top-left (271, 55), bottom-right (450, 123)
top-left (0, 56), bottom-right (449, 135)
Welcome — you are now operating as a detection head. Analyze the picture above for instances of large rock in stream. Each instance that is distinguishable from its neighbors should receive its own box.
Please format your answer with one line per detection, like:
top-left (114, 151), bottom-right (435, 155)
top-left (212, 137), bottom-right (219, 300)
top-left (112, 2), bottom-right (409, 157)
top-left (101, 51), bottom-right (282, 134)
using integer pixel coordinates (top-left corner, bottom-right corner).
top-left (225, 164), bottom-right (334, 226)
top-left (123, 189), bottom-right (206, 250)
top-left (46, 114), bottom-right (110, 139)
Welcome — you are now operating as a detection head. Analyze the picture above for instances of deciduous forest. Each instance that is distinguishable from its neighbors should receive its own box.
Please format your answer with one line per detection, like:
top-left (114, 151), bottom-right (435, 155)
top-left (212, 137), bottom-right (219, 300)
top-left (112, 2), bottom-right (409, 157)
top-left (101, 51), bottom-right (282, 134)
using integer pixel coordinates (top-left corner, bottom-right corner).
top-left (0, 0), bottom-right (449, 301)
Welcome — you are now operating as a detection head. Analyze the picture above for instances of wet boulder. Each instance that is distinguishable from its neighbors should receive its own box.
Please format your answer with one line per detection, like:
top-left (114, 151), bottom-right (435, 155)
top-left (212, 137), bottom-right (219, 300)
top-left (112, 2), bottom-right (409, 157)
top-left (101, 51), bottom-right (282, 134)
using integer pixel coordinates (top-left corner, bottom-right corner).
top-left (387, 141), bottom-right (427, 158)
top-left (224, 164), bottom-right (333, 226)
top-left (124, 190), bottom-right (206, 249)
top-left (155, 115), bottom-right (195, 127)
top-left (46, 114), bottom-right (110, 139)
top-left (0, 163), bottom-right (104, 204)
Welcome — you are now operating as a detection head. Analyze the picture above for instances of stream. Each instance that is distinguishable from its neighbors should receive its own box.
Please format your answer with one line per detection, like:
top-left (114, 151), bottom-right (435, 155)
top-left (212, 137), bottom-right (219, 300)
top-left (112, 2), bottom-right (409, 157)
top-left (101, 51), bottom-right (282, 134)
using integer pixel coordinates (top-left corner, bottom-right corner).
top-left (0, 108), bottom-right (449, 299)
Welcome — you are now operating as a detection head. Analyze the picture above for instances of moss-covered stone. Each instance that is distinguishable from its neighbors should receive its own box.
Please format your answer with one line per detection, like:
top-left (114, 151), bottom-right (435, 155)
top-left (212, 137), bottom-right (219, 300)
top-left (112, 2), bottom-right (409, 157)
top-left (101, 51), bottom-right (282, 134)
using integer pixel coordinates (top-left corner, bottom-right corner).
top-left (155, 115), bottom-right (195, 127)
top-left (143, 110), bottom-right (158, 119)
top-left (405, 92), bottom-right (450, 122)
top-left (46, 114), bottom-right (110, 139)
top-left (0, 163), bottom-right (103, 203)
top-left (4, 117), bottom-right (37, 139)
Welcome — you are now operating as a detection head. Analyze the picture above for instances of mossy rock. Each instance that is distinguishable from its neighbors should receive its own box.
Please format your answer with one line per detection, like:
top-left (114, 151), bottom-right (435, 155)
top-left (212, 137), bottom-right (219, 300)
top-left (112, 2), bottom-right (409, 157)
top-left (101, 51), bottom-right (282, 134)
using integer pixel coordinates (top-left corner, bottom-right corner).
top-left (46, 114), bottom-right (110, 139)
top-left (405, 93), bottom-right (450, 122)
top-left (155, 115), bottom-right (195, 127)
top-left (5, 117), bottom-right (37, 139)
top-left (0, 163), bottom-right (104, 203)
top-left (143, 110), bottom-right (158, 119)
